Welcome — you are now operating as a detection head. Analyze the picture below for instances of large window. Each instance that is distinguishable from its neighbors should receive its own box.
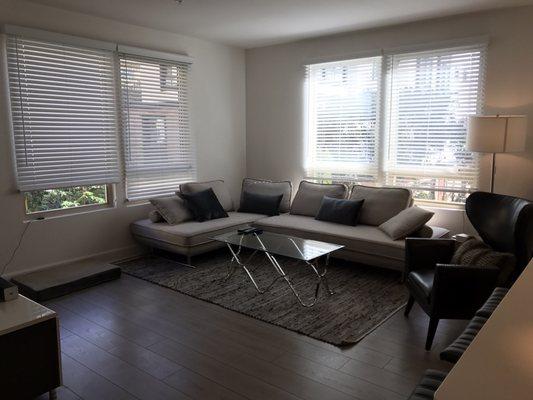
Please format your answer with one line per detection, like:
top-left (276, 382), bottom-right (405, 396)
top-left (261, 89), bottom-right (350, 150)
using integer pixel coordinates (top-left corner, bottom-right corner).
top-left (5, 30), bottom-right (195, 214)
top-left (119, 55), bottom-right (195, 200)
top-left (305, 43), bottom-right (486, 203)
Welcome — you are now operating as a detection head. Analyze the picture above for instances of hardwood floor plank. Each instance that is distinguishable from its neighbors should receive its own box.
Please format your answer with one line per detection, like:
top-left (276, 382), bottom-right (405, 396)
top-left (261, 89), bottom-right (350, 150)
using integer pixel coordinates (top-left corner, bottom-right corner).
top-left (338, 358), bottom-right (418, 395)
top-left (53, 296), bottom-right (166, 348)
top-left (61, 353), bottom-right (136, 400)
top-left (272, 353), bottom-right (405, 400)
top-left (62, 335), bottom-right (191, 400)
top-left (35, 385), bottom-right (82, 400)
top-left (163, 367), bottom-right (249, 400)
top-left (149, 339), bottom-right (301, 400)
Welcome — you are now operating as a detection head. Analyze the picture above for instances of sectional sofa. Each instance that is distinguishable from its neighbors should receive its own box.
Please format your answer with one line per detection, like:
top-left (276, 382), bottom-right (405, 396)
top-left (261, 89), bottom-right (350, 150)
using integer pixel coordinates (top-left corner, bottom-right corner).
top-left (130, 178), bottom-right (449, 270)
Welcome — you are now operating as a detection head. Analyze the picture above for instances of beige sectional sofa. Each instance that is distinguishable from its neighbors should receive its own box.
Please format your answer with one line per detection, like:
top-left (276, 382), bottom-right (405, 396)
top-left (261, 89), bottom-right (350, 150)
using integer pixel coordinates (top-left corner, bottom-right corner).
top-left (130, 178), bottom-right (448, 270)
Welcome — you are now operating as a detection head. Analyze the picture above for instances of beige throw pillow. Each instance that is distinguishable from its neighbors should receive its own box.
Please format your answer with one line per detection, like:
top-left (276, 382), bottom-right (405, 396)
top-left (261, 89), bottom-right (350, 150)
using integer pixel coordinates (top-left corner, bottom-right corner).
top-left (148, 210), bottom-right (164, 223)
top-left (379, 206), bottom-right (434, 240)
top-left (150, 196), bottom-right (192, 225)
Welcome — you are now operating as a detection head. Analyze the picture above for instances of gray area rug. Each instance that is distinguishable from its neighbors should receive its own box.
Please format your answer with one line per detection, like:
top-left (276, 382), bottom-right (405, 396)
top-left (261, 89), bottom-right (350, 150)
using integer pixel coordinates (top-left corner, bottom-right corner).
top-left (115, 250), bottom-right (408, 346)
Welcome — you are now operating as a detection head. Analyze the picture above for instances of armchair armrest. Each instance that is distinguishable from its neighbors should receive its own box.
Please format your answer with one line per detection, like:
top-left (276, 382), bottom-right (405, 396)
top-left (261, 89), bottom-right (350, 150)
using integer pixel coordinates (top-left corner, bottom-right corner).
top-left (404, 238), bottom-right (456, 279)
top-left (431, 264), bottom-right (500, 318)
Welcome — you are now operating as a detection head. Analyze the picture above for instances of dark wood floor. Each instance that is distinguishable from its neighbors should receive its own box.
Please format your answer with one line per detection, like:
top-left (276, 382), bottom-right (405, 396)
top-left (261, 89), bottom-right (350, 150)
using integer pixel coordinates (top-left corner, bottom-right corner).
top-left (38, 273), bottom-right (466, 400)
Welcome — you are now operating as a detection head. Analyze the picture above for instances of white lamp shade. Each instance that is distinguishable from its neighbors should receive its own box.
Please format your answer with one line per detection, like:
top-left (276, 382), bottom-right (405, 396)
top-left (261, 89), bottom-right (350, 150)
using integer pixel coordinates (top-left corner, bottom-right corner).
top-left (467, 115), bottom-right (527, 153)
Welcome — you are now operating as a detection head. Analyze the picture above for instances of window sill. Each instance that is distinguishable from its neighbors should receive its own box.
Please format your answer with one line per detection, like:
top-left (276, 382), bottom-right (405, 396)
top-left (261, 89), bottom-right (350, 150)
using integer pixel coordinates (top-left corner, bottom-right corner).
top-left (414, 199), bottom-right (465, 211)
top-left (24, 204), bottom-right (116, 223)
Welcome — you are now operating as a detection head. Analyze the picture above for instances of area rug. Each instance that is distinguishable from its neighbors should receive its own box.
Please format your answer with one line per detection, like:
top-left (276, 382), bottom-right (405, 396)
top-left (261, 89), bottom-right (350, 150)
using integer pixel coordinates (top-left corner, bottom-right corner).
top-left (115, 250), bottom-right (408, 346)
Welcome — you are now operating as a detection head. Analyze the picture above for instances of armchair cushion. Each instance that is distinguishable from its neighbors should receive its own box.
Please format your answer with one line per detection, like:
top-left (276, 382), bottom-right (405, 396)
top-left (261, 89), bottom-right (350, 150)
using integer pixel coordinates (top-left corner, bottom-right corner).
top-left (451, 237), bottom-right (516, 285)
top-left (407, 269), bottom-right (435, 300)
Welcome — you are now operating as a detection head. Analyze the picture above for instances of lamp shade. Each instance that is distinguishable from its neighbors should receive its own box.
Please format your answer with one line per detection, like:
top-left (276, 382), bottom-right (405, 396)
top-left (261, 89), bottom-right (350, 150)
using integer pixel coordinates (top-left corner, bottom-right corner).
top-left (467, 115), bottom-right (527, 153)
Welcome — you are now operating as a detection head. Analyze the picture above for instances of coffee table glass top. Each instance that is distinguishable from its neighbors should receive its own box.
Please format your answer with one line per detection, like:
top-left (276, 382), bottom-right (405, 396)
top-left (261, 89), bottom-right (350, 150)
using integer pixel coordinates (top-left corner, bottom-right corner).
top-left (212, 230), bottom-right (344, 261)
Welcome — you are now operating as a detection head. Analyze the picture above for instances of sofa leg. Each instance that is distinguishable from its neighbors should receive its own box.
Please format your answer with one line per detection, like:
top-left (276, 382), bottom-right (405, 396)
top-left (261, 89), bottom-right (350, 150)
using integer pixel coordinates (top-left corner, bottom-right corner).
top-left (425, 317), bottom-right (439, 351)
top-left (404, 295), bottom-right (415, 317)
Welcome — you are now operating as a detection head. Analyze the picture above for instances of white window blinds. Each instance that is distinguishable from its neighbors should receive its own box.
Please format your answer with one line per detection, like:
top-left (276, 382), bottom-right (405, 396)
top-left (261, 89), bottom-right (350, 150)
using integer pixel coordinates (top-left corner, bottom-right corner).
top-left (306, 57), bottom-right (382, 181)
top-left (6, 36), bottom-right (120, 191)
top-left (119, 54), bottom-right (195, 200)
top-left (384, 44), bottom-right (486, 194)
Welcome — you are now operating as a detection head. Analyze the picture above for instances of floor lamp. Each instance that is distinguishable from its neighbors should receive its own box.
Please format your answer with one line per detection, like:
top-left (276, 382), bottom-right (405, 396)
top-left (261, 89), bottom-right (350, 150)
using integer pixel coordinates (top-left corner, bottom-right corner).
top-left (467, 115), bottom-right (527, 193)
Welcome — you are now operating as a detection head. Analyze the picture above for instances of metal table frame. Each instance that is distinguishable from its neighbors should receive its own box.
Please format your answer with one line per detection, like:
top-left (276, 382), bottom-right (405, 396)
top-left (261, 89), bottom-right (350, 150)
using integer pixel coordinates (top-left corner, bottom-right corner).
top-left (223, 233), bottom-right (334, 307)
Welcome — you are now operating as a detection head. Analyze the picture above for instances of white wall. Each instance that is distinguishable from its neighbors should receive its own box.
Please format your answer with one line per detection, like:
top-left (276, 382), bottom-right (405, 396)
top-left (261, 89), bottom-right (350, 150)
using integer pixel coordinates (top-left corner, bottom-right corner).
top-left (0, 0), bottom-right (246, 275)
top-left (246, 6), bottom-right (533, 234)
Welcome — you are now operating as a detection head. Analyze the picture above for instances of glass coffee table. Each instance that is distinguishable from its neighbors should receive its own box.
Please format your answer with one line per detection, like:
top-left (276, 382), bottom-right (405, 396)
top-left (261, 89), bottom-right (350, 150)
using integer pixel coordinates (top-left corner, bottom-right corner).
top-left (211, 229), bottom-right (344, 307)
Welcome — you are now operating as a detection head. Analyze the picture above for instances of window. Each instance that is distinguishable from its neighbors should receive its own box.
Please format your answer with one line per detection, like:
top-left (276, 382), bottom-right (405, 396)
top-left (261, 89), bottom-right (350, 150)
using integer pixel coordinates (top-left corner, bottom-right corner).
top-left (6, 36), bottom-right (120, 193)
top-left (119, 55), bottom-right (195, 200)
top-left (305, 43), bottom-right (486, 203)
top-left (24, 184), bottom-right (112, 214)
top-left (384, 45), bottom-right (486, 203)
top-left (5, 29), bottom-right (196, 212)
top-left (306, 57), bottom-right (382, 182)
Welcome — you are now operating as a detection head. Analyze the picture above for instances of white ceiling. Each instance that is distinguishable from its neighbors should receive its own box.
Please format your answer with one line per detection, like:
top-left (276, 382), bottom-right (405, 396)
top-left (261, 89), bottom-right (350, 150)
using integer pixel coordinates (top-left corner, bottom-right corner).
top-left (28, 0), bottom-right (533, 48)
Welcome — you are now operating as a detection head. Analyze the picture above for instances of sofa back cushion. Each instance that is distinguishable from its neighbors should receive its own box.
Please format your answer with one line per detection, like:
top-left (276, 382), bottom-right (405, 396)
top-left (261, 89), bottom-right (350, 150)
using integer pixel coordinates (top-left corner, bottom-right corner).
top-left (349, 185), bottom-right (412, 226)
top-left (240, 178), bottom-right (292, 213)
top-left (179, 179), bottom-right (234, 211)
top-left (290, 181), bottom-right (347, 217)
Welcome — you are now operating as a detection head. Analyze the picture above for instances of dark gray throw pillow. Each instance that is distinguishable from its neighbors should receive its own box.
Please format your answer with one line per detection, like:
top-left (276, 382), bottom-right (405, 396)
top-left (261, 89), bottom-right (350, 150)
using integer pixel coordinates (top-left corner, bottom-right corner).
top-left (315, 196), bottom-right (364, 226)
top-left (178, 188), bottom-right (228, 222)
top-left (238, 191), bottom-right (283, 216)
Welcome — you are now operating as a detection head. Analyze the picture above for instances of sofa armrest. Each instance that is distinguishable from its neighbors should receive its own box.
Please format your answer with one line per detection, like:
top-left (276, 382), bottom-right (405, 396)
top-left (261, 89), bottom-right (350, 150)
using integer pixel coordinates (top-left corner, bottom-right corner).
top-left (404, 238), bottom-right (455, 279)
top-left (431, 264), bottom-right (499, 318)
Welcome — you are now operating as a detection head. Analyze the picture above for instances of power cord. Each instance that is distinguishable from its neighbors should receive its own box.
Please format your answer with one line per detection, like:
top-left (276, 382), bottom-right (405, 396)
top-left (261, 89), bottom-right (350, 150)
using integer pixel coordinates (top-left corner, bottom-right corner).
top-left (0, 218), bottom-right (38, 277)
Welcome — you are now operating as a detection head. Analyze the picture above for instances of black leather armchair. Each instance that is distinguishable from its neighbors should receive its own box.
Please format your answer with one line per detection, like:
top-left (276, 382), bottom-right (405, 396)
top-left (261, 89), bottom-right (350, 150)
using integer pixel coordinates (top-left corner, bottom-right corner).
top-left (404, 191), bottom-right (533, 350)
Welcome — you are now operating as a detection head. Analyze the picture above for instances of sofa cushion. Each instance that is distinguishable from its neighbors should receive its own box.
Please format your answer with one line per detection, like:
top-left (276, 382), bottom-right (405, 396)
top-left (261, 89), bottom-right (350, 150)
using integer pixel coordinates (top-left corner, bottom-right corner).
top-left (408, 369), bottom-right (447, 400)
top-left (239, 191), bottom-right (283, 216)
top-left (379, 206), bottom-right (434, 240)
top-left (241, 178), bottom-right (292, 213)
top-left (254, 214), bottom-right (405, 261)
top-left (315, 197), bottom-right (364, 226)
top-left (179, 188), bottom-right (228, 222)
top-left (150, 195), bottom-right (192, 225)
top-left (179, 180), bottom-right (234, 211)
top-left (349, 185), bottom-right (412, 226)
top-left (290, 181), bottom-right (347, 217)
top-left (131, 212), bottom-right (265, 247)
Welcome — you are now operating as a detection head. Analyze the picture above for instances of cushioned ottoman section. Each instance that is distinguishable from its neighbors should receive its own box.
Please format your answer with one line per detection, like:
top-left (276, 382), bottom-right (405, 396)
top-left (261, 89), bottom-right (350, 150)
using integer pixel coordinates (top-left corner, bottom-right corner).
top-left (475, 287), bottom-right (509, 318)
top-left (254, 214), bottom-right (405, 262)
top-left (408, 369), bottom-right (448, 400)
top-left (11, 262), bottom-right (121, 302)
top-left (131, 212), bottom-right (265, 248)
top-left (440, 316), bottom-right (488, 364)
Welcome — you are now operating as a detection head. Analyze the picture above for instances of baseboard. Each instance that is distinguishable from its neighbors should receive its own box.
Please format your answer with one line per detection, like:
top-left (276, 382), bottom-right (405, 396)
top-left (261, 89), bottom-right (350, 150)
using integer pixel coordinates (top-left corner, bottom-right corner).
top-left (6, 244), bottom-right (147, 279)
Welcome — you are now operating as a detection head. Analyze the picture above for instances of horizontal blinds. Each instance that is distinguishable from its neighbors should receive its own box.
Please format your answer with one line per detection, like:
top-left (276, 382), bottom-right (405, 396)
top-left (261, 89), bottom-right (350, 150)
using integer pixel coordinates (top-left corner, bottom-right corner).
top-left (384, 44), bottom-right (486, 192)
top-left (119, 54), bottom-right (195, 200)
top-left (305, 57), bottom-right (382, 182)
top-left (6, 36), bottom-right (120, 191)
